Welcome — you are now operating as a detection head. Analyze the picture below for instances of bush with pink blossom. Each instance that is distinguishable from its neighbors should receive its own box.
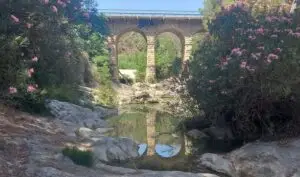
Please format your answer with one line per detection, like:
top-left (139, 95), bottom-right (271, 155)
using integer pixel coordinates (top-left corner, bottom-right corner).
top-left (0, 0), bottom-right (107, 112)
top-left (188, 4), bottom-right (300, 140)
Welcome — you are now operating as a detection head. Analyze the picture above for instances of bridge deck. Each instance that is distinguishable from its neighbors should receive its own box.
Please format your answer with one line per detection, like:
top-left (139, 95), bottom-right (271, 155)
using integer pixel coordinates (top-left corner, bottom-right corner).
top-left (99, 9), bottom-right (202, 19)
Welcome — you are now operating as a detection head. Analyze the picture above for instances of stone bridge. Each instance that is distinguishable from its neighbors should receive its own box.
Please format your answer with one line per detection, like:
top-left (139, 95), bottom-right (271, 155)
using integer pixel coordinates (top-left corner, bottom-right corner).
top-left (101, 9), bottom-right (203, 82)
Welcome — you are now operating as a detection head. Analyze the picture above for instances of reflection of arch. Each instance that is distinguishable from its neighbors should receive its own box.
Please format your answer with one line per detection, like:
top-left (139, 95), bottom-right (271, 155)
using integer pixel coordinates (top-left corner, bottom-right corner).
top-left (143, 110), bottom-right (191, 158)
top-left (140, 134), bottom-right (190, 158)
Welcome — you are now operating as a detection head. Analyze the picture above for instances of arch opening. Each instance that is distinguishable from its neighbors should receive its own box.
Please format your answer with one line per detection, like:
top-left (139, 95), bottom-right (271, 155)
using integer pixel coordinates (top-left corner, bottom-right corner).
top-left (116, 29), bottom-right (147, 83)
top-left (155, 31), bottom-right (183, 80)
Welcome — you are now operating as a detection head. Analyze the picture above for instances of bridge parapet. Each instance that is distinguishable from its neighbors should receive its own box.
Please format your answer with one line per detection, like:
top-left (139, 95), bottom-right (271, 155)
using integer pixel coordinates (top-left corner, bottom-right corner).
top-left (99, 9), bottom-right (202, 18)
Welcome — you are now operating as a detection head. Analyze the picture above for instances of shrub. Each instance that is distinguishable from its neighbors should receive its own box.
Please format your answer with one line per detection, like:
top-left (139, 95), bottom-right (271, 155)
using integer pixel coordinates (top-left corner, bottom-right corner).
top-left (4, 90), bottom-right (48, 114)
top-left (92, 86), bottom-right (117, 107)
top-left (92, 55), bottom-right (111, 85)
top-left (0, 0), bottom-right (107, 112)
top-left (188, 4), bottom-right (300, 140)
top-left (62, 147), bottom-right (93, 167)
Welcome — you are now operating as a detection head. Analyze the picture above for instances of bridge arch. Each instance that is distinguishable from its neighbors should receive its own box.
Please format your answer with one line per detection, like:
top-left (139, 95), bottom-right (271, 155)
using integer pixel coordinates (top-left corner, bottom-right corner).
top-left (155, 27), bottom-right (185, 47)
top-left (116, 27), bottom-right (147, 44)
top-left (104, 10), bottom-right (203, 82)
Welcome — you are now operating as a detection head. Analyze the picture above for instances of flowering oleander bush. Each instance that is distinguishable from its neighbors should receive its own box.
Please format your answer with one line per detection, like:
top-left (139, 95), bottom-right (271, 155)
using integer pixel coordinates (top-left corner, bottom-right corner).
top-left (188, 3), bottom-right (300, 140)
top-left (0, 0), bottom-right (107, 112)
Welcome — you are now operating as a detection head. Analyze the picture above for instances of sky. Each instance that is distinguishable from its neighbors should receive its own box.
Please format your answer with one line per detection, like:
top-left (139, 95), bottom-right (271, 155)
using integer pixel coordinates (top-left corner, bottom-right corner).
top-left (97, 0), bottom-right (203, 11)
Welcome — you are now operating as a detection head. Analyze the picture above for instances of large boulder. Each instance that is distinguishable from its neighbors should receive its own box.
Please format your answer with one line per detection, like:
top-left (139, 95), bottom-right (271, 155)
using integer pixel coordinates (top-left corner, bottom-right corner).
top-left (45, 100), bottom-right (116, 129)
top-left (45, 100), bottom-right (118, 136)
top-left (92, 137), bottom-right (139, 163)
top-left (198, 138), bottom-right (300, 177)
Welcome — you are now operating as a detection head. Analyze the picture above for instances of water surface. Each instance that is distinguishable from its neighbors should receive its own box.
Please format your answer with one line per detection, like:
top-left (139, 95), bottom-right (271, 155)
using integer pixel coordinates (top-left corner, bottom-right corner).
top-left (105, 105), bottom-right (196, 171)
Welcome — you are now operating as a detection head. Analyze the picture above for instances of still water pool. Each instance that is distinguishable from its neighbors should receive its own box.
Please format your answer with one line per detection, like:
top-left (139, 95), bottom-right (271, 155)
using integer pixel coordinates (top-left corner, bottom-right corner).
top-left (105, 105), bottom-right (197, 171)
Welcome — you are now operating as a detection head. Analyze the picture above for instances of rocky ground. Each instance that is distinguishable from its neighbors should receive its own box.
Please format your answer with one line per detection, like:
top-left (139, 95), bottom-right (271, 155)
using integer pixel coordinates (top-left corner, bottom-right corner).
top-left (114, 77), bottom-right (195, 117)
top-left (1, 99), bottom-right (300, 177)
top-left (0, 100), bottom-right (218, 177)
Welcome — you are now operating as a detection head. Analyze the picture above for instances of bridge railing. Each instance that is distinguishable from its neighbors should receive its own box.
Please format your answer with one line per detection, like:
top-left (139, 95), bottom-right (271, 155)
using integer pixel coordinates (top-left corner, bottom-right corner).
top-left (98, 9), bottom-right (202, 18)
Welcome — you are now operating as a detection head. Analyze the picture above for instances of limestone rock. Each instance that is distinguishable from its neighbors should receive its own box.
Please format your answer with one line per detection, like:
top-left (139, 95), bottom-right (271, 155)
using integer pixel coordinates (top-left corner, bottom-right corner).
top-left (76, 127), bottom-right (113, 139)
top-left (92, 137), bottom-right (139, 163)
top-left (198, 153), bottom-right (235, 177)
top-left (199, 139), bottom-right (300, 177)
top-left (46, 100), bottom-right (110, 129)
top-left (34, 167), bottom-right (77, 177)
top-left (76, 127), bottom-right (94, 138)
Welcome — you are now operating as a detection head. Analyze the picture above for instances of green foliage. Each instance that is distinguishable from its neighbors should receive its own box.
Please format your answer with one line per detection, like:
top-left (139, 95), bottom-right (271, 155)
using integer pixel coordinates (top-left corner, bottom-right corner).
top-left (119, 52), bottom-right (147, 72)
top-left (92, 55), bottom-right (111, 84)
top-left (118, 52), bottom-right (147, 82)
top-left (5, 90), bottom-right (48, 114)
top-left (155, 34), bottom-right (182, 80)
top-left (188, 4), bottom-right (300, 140)
top-left (0, 0), bottom-right (108, 112)
top-left (91, 54), bottom-right (117, 107)
top-left (62, 147), bottom-right (93, 167)
top-left (42, 85), bottom-right (82, 103)
top-left (199, 0), bottom-right (235, 30)
top-left (92, 86), bottom-right (117, 107)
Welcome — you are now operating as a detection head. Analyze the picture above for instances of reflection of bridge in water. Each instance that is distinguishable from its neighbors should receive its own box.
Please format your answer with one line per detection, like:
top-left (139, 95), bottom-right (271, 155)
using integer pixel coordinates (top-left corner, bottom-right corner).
top-left (142, 110), bottom-right (192, 158)
top-left (100, 9), bottom-right (203, 82)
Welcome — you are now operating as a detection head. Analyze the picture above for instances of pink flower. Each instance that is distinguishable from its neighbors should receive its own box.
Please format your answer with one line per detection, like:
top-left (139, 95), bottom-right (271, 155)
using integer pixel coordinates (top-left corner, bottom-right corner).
top-left (27, 85), bottom-right (37, 93)
top-left (267, 53), bottom-right (279, 60)
top-left (293, 32), bottom-right (300, 38)
top-left (9, 87), bottom-right (17, 94)
top-left (32, 56), bottom-right (38, 62)
top-left (51, 5), bottom-right (58, 13)
top-left (57, 0), bottom-right (66, 7)
top-left (240, 61), bottom-right (247, 68)
top-left (248, 35), bottom-right (256, 40)
top-left (27, 68), bottom-right (35, 77)
top-left (83, 12), bottom-right (90, 18)
top-left (26, 23), bottom-right (33, 29)
top-left (256, 28), bottom-right (264, 35)
top-left (10, 15), bottom-right (19, 23)
top-left (42, 0), bottom-right (49, 4)
top-left (275, 48), bottom-right (282, 53)
top-left (231, 48), bottom-right (242, 56)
